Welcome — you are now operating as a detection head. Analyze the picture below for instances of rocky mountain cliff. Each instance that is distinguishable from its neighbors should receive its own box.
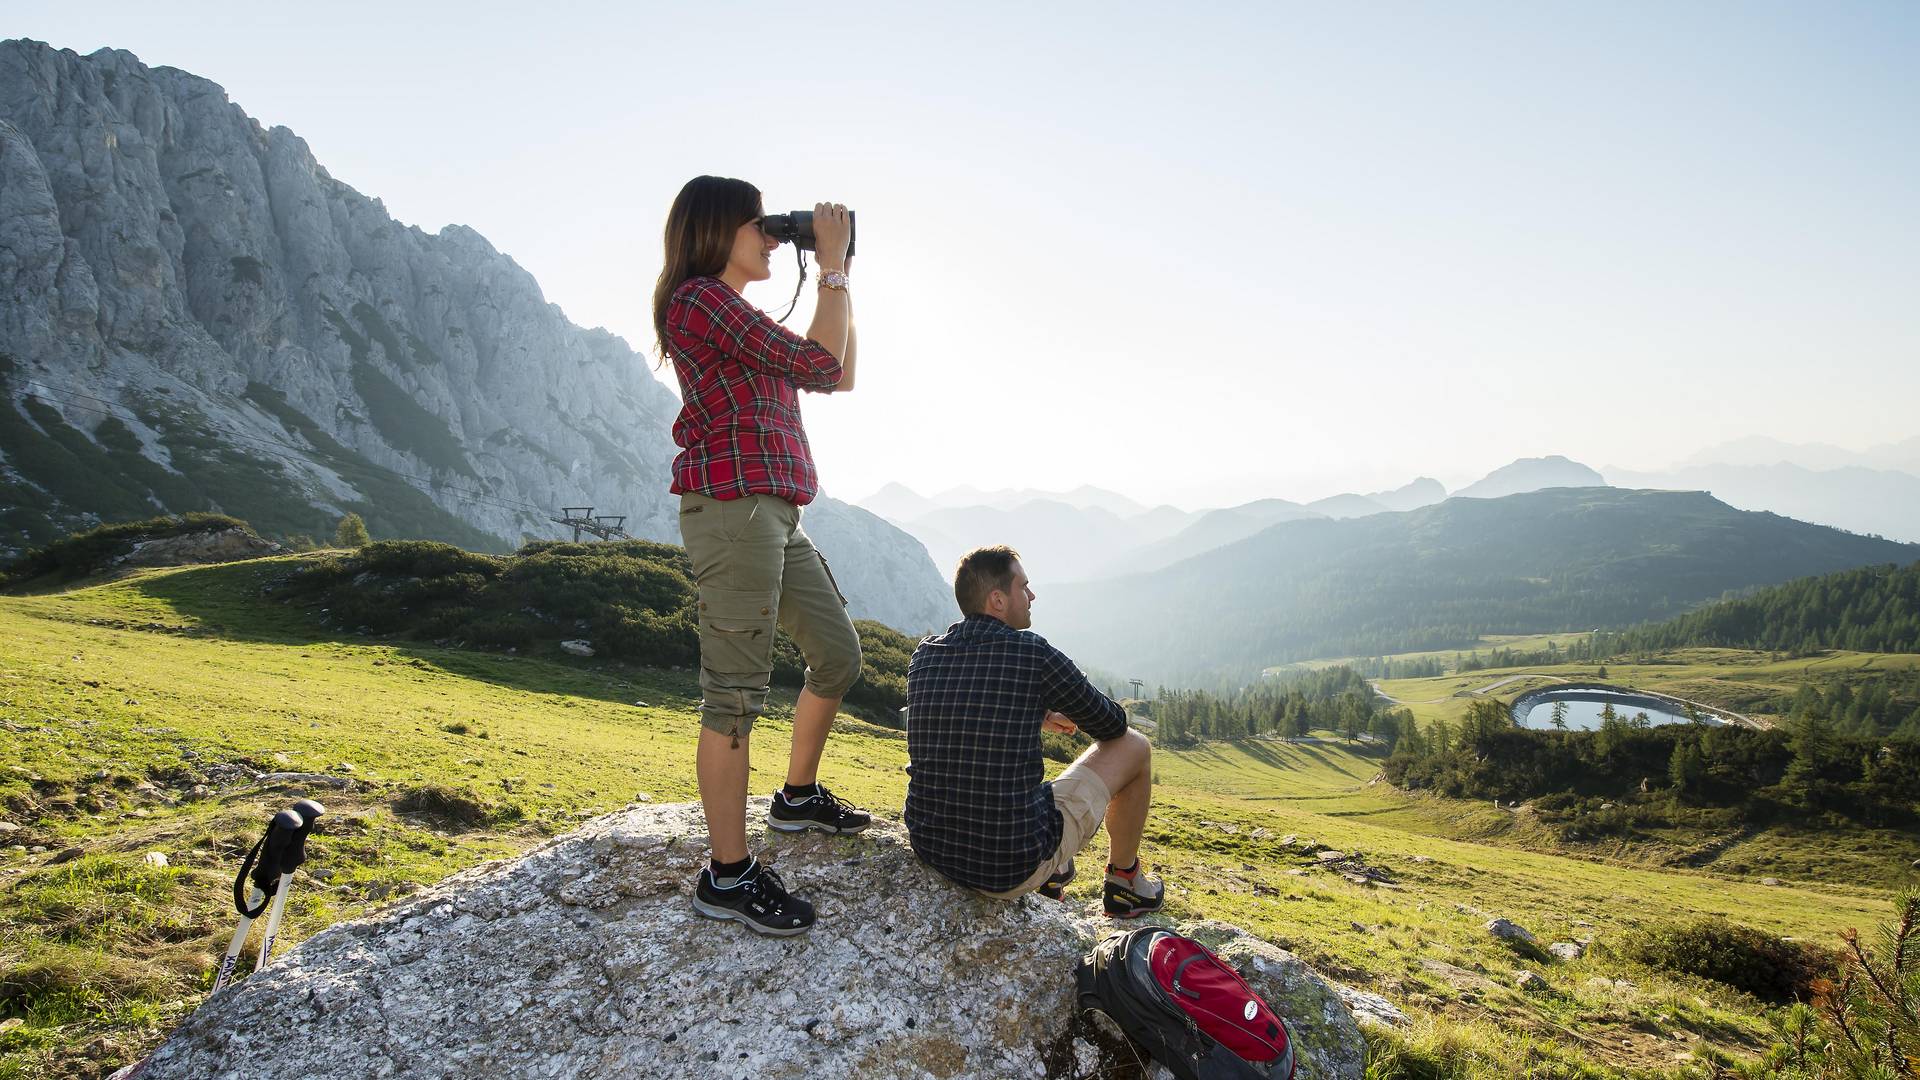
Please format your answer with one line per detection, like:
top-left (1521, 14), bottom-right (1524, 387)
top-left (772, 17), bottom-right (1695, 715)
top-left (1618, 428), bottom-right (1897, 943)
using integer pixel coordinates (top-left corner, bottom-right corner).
top-left (130, 801), bottom-right (1370, 1079)
top-left (0, 40), bottom-right (950, 633)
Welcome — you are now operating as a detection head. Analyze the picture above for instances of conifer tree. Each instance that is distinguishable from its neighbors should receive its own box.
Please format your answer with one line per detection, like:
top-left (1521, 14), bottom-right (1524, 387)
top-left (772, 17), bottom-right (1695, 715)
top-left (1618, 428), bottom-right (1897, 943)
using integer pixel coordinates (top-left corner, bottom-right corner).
top-left (333, 512), bottom-right (371, 548)
top-left (1786, 711), bottom-right (1839, 788)
top-left (1668, 740), bottom-right (1705, 796)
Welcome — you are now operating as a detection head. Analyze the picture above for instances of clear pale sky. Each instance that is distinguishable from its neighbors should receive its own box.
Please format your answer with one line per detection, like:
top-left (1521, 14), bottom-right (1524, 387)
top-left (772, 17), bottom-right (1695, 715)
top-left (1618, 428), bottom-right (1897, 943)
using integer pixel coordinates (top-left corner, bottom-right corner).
top-left (16, 2), bottom-right (1920, 508)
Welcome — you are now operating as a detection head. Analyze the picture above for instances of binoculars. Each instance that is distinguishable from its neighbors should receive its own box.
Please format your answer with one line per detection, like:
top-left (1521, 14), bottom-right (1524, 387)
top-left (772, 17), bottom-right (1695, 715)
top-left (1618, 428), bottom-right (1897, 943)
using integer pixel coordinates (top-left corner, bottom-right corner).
top-left (759, 210), bottom-right (857, 258)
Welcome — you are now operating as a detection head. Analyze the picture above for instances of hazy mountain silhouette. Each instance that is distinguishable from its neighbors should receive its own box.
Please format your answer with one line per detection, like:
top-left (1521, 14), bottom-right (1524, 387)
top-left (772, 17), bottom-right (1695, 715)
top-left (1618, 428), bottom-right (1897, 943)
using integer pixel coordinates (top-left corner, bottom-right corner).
top-left (902, 499), bottom-right (1140, 583)
top-left (1305, 494), bottom-right (1390, 519)
top-left (1453, 456), bottom-right (1606, 499)
top-left (1366, 477), bottom-right (1447, 512)
top-left (1107, 498), bottom-right (1324, 577)
top-left (1041, 487), bottom-right (1920, 684)
top-left (1681, 435), bottom-right (1920, 475)
top-left (1604, 463), bottom-right (1920, 544)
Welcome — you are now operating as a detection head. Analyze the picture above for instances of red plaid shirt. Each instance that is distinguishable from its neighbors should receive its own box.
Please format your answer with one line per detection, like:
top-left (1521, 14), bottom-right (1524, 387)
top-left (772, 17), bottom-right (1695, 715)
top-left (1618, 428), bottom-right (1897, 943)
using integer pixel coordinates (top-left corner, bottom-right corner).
top-left (664, 276), bottom-right (844, 505)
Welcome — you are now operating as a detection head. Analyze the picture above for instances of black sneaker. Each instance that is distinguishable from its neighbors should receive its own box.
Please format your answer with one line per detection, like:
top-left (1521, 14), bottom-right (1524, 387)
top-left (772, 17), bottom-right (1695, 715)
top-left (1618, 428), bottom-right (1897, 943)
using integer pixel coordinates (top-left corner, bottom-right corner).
top-left (1103, 864), bottom-right (1165, 919)
top-left (1037, 861), bottom-right (1076, 901)
top-left (767, 785), bottom-right (871, 835)
top-left (691, 859), bottom-right (815, 936)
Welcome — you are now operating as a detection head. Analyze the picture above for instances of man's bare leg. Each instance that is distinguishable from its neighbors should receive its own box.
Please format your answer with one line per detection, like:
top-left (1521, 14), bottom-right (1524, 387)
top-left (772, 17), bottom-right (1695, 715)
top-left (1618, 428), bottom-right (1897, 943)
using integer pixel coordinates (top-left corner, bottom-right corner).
top-left (1073, 728), bottom-right (1154, 869)
top-left (697, 726), bottom-right (750, 864)
top-left (784, 686), bottom-right (841, 787)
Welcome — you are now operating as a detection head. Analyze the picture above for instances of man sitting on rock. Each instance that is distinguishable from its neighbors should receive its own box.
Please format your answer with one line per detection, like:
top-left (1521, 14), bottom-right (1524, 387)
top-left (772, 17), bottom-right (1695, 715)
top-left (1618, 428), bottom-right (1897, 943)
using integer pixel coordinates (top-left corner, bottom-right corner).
top-left (904, 545), bottom-right (1164, 917)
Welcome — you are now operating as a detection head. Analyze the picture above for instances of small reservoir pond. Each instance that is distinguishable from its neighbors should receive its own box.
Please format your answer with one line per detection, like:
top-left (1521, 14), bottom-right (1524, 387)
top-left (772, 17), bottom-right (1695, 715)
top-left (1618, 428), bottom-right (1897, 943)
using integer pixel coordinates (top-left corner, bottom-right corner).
top-left (1516, 688), bottom-right (1717, 731)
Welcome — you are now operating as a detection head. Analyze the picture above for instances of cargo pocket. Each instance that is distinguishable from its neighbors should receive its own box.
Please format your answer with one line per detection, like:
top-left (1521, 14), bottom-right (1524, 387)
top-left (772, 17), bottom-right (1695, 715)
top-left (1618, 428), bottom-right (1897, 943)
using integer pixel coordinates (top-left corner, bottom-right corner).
top-left (816, 553), bottom-right (849, 608)
top-left (697, 585), bottom-right (779, 677)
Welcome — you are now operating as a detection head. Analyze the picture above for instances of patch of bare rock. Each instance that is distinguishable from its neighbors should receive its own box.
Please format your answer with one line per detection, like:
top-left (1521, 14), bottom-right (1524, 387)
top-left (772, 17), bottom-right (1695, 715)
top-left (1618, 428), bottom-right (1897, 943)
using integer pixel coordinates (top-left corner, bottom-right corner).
top-left (134, 800), bottom-right (1368, 1079)
top-left (112, 526), bottom-right (281, 568)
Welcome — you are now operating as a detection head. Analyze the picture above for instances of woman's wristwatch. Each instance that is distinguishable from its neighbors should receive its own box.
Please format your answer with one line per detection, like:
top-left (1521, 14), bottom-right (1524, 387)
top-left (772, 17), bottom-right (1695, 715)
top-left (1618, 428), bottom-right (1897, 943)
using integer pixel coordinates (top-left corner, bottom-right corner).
top-left (818, 268), bottom-right (850, 291)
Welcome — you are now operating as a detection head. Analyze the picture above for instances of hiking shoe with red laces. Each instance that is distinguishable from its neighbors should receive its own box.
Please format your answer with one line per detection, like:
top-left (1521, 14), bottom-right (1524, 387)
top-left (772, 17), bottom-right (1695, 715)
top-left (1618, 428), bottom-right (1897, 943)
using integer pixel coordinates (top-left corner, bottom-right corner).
top-left (1103, 863), bottom-right (1165, 918)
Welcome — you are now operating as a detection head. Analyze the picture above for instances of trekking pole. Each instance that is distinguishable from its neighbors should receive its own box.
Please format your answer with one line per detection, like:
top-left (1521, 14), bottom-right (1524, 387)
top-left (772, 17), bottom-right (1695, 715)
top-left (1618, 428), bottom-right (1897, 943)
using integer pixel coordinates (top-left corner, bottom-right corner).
top-left (210, 798), bottom-right (325, 995)
top-left (254, 798), bottom-right (323, 966)
top-left (107, 799), bottom-right (327, 1080)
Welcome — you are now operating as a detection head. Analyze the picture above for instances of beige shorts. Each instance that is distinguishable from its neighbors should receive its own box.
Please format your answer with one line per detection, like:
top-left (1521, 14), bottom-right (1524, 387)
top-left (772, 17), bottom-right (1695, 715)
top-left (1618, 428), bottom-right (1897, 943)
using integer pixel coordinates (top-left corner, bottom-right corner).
top-left (978, 762), bottom-right (1113, 900)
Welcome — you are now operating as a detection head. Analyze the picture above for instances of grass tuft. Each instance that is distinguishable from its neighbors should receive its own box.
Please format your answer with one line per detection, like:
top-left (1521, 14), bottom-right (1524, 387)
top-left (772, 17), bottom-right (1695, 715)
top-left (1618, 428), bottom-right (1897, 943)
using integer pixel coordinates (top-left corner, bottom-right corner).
top-left (391, 784), bottom-right (518, 827)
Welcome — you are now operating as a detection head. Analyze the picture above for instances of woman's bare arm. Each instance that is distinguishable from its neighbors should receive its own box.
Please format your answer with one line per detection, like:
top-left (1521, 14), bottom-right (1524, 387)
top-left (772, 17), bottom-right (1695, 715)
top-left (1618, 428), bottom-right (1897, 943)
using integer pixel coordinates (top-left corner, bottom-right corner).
top-left (834, 294), bottom-right (857, 392)
top-left (806, 203), bottom-right (852, 366)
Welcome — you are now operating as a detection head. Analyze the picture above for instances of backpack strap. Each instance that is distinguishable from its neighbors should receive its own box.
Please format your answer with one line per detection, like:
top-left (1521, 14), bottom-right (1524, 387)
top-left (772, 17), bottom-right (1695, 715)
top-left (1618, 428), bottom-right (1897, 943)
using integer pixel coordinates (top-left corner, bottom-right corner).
top-left (1170, 953), bottom-right (1206, 999)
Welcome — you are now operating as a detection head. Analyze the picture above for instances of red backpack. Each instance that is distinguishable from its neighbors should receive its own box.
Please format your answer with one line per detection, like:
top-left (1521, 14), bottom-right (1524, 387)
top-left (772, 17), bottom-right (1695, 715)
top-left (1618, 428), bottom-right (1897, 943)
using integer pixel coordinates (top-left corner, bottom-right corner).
top-left (1076, 928), bottom-right (1297, 1080)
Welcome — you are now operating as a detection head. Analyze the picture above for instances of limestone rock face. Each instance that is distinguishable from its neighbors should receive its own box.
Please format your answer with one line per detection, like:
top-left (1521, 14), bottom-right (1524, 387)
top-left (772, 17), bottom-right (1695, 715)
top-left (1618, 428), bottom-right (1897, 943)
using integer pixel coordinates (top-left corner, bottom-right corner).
top-left (137, 801), bottom-right (1365, 1079)
top-left (0, 39), bottom-right (948, 632)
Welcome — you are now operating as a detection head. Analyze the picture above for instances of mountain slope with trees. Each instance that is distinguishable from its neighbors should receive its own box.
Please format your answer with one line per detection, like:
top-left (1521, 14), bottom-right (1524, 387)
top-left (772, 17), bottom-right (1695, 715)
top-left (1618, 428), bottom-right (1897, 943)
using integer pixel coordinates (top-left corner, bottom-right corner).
top-left (1619, 558), bottom-right (1920, 654)
top-left (1043, 487), bottom-right (1920, 684)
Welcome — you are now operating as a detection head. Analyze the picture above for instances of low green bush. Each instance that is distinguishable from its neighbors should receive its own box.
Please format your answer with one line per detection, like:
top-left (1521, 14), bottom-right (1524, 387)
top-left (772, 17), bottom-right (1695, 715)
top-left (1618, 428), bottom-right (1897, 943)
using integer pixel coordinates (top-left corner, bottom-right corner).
top-left (0, 513), bottom-right (251, 589)
top-left (1041, 729), bottom-right (1092, 764)
top-left (1612, 916), bottom-right (1832, 1003)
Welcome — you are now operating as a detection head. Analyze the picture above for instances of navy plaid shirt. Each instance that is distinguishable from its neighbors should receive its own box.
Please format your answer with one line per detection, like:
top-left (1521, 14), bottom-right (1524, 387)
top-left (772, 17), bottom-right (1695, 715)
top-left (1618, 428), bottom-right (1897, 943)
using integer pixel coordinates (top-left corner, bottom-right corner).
top-left (904, 613), bottom-right (1129, 892)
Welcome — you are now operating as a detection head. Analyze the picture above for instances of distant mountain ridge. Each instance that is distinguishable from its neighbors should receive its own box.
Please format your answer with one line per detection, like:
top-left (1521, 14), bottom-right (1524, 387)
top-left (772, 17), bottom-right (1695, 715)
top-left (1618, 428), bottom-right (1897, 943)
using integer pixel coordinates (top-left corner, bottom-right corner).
top-left (860, 461), bottom-right (1637, 585)
top-left (1305, 493), bottom-right (1389, 519)
top-left (1453, 456), bottom-right (1605, 500)
top-left (1604, 462), bottom-right (1920, 544)
top-left (1366, 477), bottom-right (1446, 512)
top-left (1680, 434), bottom-right (1920, 475)
top-left (1038, 487), bottom-right (1920, 684)
top-left (862, 482), bottom-right (1153, 521)
top-left (0, 40), bottom-right (952, 632)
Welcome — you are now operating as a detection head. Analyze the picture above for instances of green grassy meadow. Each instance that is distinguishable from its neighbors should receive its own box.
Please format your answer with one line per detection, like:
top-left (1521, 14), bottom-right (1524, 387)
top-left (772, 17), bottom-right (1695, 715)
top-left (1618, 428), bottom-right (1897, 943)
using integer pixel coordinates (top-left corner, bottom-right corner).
top-left (1375, 649), bottom-right (1920, 729)
top-left (1265, 632), bottom-right (1598, 676)
top-left (0, 558), bottom-right (1910, 1078)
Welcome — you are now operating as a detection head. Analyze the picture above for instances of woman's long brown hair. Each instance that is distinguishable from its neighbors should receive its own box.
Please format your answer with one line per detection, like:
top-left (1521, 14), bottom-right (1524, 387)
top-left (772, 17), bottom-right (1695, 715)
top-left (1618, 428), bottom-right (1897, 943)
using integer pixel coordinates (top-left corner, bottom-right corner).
top-left (652, 176), bottom-right (763, 358)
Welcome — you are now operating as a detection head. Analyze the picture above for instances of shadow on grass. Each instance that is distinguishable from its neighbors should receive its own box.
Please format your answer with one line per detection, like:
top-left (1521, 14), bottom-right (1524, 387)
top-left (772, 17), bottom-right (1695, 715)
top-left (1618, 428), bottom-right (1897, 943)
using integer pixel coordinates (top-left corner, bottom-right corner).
top-left (1235, 735), bottom-right (1385, 777)
top-left (119, 557), bottom-right (919, 734)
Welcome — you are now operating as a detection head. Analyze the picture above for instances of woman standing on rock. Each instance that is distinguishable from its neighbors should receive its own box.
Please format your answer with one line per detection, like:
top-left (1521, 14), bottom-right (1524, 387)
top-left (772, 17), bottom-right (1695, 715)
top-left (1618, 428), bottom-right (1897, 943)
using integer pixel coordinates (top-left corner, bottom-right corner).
top-left (652, 175), bottom-right (868, 936)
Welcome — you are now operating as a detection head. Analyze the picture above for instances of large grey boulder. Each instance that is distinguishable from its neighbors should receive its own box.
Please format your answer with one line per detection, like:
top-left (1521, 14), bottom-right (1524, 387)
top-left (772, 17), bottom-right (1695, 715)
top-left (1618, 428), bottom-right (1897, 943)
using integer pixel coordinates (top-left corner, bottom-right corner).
top-left (137, 801), bottom-right (1364, 1079)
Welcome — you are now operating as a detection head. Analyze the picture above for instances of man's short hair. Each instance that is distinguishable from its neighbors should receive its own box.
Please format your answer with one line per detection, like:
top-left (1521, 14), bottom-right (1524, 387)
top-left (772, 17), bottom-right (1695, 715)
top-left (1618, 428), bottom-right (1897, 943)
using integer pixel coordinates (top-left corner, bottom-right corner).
top-left (954, 545), bottom-right (1021, 616)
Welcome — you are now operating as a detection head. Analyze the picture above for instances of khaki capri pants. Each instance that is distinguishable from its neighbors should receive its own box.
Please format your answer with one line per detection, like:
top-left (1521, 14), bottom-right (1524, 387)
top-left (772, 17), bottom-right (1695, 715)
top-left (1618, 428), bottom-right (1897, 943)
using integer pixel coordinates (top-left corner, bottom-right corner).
top-left (678, 492), bottom-right (863, 739)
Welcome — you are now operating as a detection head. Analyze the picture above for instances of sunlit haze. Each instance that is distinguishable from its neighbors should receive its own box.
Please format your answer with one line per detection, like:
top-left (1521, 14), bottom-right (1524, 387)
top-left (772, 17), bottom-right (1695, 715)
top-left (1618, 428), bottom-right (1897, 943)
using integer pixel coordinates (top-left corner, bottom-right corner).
top-left (17, 2), bottom-right (1919, 509)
